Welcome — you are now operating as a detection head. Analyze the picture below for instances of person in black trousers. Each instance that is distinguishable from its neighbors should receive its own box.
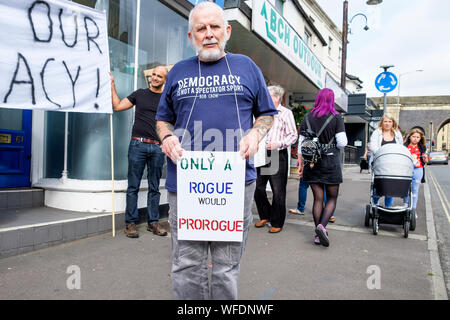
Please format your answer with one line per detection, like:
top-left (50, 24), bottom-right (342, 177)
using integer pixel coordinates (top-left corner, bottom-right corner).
top-left (254, 85), bottom-right (297, 233)
top-left (110, 66), bottom-right (168, 238)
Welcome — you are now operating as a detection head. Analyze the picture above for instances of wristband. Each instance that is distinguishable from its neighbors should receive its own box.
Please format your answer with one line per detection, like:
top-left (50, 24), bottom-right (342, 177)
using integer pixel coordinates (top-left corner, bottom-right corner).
top-left (162, 134), bottom-right (173, 143)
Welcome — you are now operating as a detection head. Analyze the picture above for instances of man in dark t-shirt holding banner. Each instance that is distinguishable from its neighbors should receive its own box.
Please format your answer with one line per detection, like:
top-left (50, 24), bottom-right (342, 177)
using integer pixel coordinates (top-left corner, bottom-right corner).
top-left (110, 66), bottom-right (168, 238)
top-left (156, 2), bottom-right (276, 299)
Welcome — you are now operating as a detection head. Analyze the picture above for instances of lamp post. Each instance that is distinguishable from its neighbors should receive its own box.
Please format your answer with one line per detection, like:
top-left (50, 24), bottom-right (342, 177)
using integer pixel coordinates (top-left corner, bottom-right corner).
top-left (340, 0), bottom-right (382, 90)
top-left (349, 13), bottom-right (369, 33)
top-left (366, 0), bottom-right (383, 4)
top-left (340, 1), bottom-right (348, 89)
top-left (429, 121), bottom-right (434, 151)
top-left (379, 65), bottom-right (394, 116)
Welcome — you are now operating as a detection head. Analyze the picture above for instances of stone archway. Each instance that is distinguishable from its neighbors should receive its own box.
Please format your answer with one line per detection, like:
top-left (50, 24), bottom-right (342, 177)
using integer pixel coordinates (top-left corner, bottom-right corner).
top-left (369, 95), bottom-right (450, 152)
top-left (437, 117), bottom-right (450, 132)
top-left (436, 117), bottom-right (450, 152)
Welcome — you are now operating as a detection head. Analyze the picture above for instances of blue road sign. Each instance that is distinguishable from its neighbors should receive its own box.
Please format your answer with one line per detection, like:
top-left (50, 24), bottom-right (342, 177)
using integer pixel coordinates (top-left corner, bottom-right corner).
top-left (375, 72), bottom-right (398, 93)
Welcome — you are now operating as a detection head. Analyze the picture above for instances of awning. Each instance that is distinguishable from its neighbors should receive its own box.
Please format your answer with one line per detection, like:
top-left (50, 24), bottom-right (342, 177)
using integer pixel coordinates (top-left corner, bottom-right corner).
top-left (345, 93), bottom-right (383, 123)
top-left (224, 8), bottom-right (319, 95)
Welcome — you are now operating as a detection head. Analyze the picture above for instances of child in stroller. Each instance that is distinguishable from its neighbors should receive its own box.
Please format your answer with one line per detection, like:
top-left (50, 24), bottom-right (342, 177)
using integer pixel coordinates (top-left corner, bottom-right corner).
top-left (364, 143), bottom-right (415, 238)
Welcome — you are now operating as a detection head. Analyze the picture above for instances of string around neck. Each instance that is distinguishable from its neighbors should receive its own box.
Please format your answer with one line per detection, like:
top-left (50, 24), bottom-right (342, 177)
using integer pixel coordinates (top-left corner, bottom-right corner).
top-left (180, 53), bottom-right (244, 149)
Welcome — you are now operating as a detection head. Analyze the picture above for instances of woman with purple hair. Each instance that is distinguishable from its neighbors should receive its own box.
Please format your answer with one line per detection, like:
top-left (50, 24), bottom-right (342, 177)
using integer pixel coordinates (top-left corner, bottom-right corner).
top-left (298, 88), bottom-right (347, 247)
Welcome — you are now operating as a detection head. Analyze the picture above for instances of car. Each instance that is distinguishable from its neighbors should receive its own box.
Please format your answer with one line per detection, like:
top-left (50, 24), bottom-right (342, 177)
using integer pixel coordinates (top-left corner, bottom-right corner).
top-left (427, 151), bottom-right (448, 165)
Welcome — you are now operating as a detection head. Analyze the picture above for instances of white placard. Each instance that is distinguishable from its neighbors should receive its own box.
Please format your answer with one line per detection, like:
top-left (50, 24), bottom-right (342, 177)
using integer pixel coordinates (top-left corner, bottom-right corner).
top-left (253, 134), bottom-right (268, 168)
top-left (177, 151), bottom-right (246, 242)
top-left (0, 0), bottom-right (111, 113)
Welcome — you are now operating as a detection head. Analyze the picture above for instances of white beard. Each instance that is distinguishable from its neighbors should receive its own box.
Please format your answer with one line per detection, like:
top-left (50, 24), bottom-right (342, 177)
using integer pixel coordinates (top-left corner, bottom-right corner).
top-left (194, 38), bottom-right (228, 62)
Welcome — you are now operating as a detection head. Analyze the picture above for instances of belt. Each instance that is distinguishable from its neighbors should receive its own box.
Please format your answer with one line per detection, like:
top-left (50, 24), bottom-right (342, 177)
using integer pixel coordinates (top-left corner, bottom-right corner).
top-left (132, 136), bottom-right (160, 145)
top-left (321, 143), bottom-right (336, 150)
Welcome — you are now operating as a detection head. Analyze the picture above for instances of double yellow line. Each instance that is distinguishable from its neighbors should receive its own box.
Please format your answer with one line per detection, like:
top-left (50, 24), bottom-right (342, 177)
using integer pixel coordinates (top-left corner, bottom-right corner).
top-left (429, 169), bottom-right (450, 224)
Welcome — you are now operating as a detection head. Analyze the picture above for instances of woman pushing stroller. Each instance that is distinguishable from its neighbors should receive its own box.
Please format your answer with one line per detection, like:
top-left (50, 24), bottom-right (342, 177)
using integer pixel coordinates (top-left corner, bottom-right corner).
top-left (369, 114), bottom-right (403, 207)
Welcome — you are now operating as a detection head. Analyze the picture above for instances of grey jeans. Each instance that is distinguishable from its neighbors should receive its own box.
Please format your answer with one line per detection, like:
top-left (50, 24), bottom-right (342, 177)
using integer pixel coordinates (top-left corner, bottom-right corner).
top-left (168, 182), bottom-right (256, 300)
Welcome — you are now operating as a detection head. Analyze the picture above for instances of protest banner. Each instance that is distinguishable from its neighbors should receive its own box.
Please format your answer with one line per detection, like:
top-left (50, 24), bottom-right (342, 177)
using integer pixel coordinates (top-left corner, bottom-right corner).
top-left (0, 0), bottom-right (111, 113)
top-left (177, 151), bottom-right (246, 242)
top-left (0, 0), bottom-right (118, 235)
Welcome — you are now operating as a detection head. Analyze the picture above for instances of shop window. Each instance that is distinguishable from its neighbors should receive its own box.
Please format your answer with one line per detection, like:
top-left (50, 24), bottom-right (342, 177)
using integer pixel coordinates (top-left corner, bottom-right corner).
top-left (73, 0), bottom-right (97, 7)
top-left (304, 29), bottom-right (312, 46)
top-left (136, 0), bottom-right (195, 90)
top-left (274, 0), bottom-right (284, 15)
top-left (45, 0), bottom-right (137, 179)
top-left (0, 109), bottom-right (22, 131)
top-left (135, 0), bottom-right (195, 179)
top-left (328, 37), bottom-right (333, 56)
top-left (44, 0), bottom-right (194, 180)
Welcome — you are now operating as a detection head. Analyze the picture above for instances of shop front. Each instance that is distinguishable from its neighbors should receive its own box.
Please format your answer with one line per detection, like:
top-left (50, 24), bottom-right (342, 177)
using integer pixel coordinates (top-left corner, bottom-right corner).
top-left (345, 93), bottom-right (383, 163)
top-left (224, 0), bottom-right (347, 169)
top-left (1, 0), bottom-right (346, 213)
top-left (0, 0), bottom-right (197, 212)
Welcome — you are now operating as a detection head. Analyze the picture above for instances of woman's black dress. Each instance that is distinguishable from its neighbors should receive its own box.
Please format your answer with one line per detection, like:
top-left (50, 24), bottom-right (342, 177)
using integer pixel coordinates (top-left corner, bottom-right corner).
top-left (300, 113), bottom-right (346, 184)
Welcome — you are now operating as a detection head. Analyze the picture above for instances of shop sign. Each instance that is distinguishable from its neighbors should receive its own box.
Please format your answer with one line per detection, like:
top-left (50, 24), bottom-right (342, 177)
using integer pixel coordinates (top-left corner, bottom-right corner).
top-left (177, 151), bottom-right (245, 242)
top-left (252, 0), bottom-right (325, 89)
top-left (0, 0), bottom-right (111, 114)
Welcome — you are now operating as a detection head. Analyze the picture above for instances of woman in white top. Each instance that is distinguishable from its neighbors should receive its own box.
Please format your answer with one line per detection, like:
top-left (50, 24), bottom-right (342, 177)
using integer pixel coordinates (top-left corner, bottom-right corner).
top-left (369, 114), bottom-right (403, 154)
top-left (369, 114), bottom-right (403, 207)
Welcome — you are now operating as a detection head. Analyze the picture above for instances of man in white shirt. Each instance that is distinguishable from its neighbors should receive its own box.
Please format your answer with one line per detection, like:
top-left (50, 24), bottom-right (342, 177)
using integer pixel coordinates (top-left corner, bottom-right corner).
top-left (254, 85), bottom-right (297, 233)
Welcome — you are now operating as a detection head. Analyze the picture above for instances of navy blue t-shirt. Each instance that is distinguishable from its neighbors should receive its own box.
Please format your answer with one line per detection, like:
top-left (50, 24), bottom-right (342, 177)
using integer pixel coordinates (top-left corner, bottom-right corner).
top-left (156, 52), bottom-right (277, 192)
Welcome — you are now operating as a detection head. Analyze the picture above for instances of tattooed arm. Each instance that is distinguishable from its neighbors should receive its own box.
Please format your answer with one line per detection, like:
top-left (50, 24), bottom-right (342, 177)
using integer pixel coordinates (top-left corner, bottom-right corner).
top-left (156, 120), bottom-right (183, 162)
top-left (239, 115), bottom-right (274, 160)
top-left (253, 115), bottom-right (274, 141)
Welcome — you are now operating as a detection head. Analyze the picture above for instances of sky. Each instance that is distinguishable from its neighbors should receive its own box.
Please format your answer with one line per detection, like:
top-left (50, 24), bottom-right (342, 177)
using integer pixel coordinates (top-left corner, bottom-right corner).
top-left (315, 0), bottom-right (450, 98)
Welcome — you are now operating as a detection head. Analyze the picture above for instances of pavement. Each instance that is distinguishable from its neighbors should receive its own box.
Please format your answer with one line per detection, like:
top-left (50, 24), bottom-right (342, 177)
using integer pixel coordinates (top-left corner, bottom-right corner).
top-left (0, 165), bottom-right (445, 300)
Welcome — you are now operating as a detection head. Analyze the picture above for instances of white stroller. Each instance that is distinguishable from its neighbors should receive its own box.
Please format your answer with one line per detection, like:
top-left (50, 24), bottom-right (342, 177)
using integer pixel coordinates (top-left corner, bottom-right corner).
top-left (364, 144), bottom-right (415, 238)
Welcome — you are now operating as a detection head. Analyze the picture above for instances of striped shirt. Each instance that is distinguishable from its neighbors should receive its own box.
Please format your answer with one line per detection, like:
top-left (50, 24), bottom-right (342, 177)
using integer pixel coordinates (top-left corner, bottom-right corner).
top-left (266, 104), bottom-right (298, 150)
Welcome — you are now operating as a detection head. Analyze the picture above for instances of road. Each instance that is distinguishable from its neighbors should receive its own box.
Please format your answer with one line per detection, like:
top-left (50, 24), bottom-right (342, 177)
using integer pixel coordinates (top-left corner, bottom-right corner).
top-left (427, 164), bottom-right (450, 296)
top-left (0, 165), bottom-right (447, 300)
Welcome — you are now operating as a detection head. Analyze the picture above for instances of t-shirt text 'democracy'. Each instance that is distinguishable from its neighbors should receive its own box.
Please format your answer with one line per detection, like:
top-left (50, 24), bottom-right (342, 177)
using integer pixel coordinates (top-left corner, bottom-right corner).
top-left (156, 53), bottom-right (277, 192)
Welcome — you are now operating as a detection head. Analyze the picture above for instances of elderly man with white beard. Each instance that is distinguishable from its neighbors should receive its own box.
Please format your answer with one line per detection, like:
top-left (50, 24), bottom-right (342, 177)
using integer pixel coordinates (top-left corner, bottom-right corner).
top-left (155, 2), bottom-right (277, 299)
